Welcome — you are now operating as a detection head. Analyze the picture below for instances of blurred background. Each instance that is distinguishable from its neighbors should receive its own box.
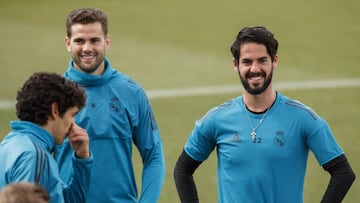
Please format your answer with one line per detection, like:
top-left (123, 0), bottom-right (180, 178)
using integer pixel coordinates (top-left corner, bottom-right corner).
top-left (1, 0), bottom-right (359, 202)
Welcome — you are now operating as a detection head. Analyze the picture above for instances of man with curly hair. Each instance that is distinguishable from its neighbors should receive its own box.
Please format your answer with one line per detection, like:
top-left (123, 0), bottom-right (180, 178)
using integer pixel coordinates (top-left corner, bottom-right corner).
top-left (0, 72), bottom-right (93, 203)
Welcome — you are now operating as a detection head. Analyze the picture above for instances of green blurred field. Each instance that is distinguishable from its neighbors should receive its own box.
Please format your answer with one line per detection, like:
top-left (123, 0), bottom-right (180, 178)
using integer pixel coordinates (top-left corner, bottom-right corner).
top-left (1, 0), bottom-right (359, 202)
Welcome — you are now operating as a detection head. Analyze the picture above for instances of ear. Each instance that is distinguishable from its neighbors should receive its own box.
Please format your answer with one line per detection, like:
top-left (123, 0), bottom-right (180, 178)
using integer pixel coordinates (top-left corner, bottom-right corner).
top-left (65, 37), bottom-right (71, 52)
top-left (272, 55), bottom-right (279, 68)
top-left (105, 34), bottom-right (111, 51)
top-left (50, 103), bottom-right (60, 119)
top-left (232, 58), bottom-right (240, 73)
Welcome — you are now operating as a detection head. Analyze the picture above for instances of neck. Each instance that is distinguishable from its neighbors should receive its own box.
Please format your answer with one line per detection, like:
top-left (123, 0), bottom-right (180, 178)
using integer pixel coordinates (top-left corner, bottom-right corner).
top-left (243, 88), bottom-right (276, 113)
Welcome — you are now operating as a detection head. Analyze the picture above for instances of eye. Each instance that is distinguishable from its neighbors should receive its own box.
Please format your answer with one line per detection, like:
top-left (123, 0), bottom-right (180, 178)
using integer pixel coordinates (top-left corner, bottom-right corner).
top-left (73, 39), bottom-right (84, 44)
top-left (259, 57), bottom-right (268, 64)
top-left (91, 38), bottom-right (101, 43)
top-left (241, 60), bottom-right (252, 66)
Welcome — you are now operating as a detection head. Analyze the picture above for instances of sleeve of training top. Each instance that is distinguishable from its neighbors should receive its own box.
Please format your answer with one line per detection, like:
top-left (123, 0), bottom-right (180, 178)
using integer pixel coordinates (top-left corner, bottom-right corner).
top-left (320, 154), bottom-right (355, 203)
top-left (9, 152), bottom-right (39, 183)
top-left (8, 151), bottom-right (65, 203)
top-left (184, 117), bottom-right (217, 162)
top-left (306, 118), bottom-right (344, 166)
top-left (133, 89), bottom-right (165, 203)
top-left (174, 150), bottom-right (202, 203)
top-left (62, 152), bottom-right (94, 203)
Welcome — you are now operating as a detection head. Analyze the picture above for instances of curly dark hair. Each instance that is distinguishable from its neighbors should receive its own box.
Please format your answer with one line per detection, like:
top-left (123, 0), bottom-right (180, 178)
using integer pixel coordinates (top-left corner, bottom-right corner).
top-left (66, 8), bottom-right (108, 38)
top-left (16, 72), bottom-right (86, 125)
top-left (230, 26), bottom-right (279, 65)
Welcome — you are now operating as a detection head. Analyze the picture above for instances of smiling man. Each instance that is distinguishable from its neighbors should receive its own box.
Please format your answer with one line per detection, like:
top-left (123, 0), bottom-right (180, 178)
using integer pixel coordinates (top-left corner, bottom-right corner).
top-left (174, 26), bottom-right (355, 203)
top-left (0, 72), bottom-right (93, 203)
top-left (55, 8), bottom-right (165, 203)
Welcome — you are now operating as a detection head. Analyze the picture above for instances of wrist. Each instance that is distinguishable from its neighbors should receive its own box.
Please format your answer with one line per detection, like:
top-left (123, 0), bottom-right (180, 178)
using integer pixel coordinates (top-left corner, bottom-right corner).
top-left (75, 151), bottom-right (90, 159)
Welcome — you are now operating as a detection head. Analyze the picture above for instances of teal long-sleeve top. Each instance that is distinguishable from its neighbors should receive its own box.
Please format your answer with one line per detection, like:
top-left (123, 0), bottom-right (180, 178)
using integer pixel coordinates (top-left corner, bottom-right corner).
top-left (55, 59), bottom-right (166, 203)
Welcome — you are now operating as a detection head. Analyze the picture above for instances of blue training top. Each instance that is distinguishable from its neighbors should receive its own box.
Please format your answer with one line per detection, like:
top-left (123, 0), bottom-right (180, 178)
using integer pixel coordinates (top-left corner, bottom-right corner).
top-left (0, 121), bottom-right (93, 203)
top-left (55, 59), bottom-right (165, 203)
top-left (184, 92), bottom-right (343, 203)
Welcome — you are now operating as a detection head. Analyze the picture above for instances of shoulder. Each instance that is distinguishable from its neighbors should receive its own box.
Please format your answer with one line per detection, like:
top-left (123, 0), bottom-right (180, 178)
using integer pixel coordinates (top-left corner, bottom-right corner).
top-left (2, 135), bottom-right (36, 153)
top-left (112, 72), bottom-right (146, 94)
top-left (277, 93), bottom-right (320, 121)
top-left (200, 97), bottom-right (241, 122)
top-left (0, 135), bottom-right (40, 167)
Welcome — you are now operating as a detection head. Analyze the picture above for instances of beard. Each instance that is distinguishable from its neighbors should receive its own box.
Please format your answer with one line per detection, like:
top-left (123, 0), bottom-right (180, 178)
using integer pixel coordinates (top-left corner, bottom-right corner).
top-left (238, 67), bottom-right (273, 95)
top-left (72, 53), bottom-right (105, 74)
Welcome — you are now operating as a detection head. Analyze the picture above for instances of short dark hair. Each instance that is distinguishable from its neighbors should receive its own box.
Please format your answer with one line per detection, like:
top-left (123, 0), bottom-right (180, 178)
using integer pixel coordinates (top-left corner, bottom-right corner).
top-left (230, 26), bottom-right (278, 64)
top-left (0, 182), bottom-right (49, 203)
top-left (16, 72), bottom-right (86, 125)
top-left (66, 8), bottom-right (108, 38)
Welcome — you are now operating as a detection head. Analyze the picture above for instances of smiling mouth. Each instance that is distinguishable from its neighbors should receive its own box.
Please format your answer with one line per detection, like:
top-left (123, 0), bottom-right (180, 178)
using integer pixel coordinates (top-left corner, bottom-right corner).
top-left (247, 72), bottom-right (265, 81)
top-left (81, 55), bottom-right (96, 59)
top-left (249, 76), bottom-right (263, 81)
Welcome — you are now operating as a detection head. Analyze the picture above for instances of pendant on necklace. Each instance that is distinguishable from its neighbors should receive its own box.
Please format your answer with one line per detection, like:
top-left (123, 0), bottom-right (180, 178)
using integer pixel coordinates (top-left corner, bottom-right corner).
top-left (251, 130), bottom-right (256, 141)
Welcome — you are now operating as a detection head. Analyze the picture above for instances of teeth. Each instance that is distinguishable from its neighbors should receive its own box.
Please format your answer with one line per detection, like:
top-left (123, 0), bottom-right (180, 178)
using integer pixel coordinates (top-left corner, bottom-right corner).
top-left (82, 55), bottom-right (95, 59)
top-left (251, 76), bottom-right (262, 81)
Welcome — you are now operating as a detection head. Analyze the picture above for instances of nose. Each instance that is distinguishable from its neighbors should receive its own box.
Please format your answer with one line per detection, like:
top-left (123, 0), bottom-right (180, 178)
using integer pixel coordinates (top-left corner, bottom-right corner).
top-left (250, 62), bottom-right (261, 72)
top-left (82, 42), bottom-right (92, 51)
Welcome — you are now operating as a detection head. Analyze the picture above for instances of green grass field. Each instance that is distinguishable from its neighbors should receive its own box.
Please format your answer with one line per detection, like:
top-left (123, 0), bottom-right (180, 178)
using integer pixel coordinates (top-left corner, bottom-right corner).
top-left (1, 0), bottom-right (359, 202)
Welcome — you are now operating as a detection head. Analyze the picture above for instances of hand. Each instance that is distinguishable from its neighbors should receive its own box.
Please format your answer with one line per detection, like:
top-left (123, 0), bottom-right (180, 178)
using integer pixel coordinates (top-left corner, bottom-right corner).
top-left (68, 123), bottom-right (90, 159)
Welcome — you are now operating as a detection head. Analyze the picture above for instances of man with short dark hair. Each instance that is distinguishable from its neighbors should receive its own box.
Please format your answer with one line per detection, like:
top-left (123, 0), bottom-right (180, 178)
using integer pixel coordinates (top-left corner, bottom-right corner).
top-left (174, 26), bottom-right (355, 203)
top-left (55, 8), bottom-right (165, 203)
top-left (0, 182), bottom-right (49, 203)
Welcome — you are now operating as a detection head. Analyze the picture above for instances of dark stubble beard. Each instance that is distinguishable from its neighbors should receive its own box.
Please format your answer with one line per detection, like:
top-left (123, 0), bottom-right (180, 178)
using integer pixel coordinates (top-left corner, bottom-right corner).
top-left (238, 66), bottom-right (273, 95)
top-left (72, 53), bottom-right (105, 74)
top-left (75, 59), bottom-right (104, 74)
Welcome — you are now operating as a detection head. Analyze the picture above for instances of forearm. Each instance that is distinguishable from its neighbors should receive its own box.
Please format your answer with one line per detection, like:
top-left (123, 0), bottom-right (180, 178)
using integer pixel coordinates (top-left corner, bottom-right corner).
top-left (174, 150), bottom-right (202, 203)
top-left (63, 152), bottom-right (94, 203)
top-left (174, 170), bottom-right (199, 203)
top-left (321, 154), bottom-right (356, 203)
top-left (139, 143), bottom-right (166, 203)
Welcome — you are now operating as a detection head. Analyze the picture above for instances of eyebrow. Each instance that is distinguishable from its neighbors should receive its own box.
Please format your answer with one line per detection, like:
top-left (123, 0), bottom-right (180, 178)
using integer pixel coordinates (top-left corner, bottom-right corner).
top-left (258, 56), bottom-right (269, 61)
top-left (241, 56), bottom-right (269, 61)
top-left (73, 37), bottom-right (101, 41)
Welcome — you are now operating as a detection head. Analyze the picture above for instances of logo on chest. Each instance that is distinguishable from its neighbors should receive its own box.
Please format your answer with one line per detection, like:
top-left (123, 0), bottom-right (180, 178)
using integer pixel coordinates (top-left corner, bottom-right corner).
top-left (228, 130), bottom-right (285, 147)
top-left (274, 131), bottom-right (285, 147)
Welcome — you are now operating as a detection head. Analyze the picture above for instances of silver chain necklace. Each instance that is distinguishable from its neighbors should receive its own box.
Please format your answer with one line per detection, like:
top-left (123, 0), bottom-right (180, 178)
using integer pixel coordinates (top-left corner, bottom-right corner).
top-left (244, 105), bottom-right (270, 142)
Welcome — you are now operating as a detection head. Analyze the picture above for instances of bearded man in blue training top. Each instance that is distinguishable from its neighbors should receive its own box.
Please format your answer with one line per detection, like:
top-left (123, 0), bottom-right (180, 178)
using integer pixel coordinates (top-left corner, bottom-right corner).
top-left (174, 26), bottom-right (355, 203)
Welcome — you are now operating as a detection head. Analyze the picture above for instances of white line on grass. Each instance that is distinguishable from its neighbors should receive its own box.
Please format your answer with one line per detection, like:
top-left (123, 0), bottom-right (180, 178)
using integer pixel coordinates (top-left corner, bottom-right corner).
top-left (1, 78), bottom-right (360, 109)
top-left (0, 100), bottom-right (16, 110)
top-left (146, 78), bottom-right (360, 98)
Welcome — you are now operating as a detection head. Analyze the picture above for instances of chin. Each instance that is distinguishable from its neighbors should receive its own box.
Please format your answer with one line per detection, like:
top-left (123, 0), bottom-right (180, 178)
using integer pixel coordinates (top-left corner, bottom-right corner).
top-left (55, 138), bottom-right (65, 145)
